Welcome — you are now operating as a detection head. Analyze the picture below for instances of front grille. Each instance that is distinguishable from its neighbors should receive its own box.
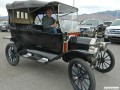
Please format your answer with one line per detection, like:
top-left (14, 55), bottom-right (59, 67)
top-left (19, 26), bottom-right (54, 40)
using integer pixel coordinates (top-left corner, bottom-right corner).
top-left (80, 28), bottom-right (89, 31)
top-left (110, 29), bottom-right (120, 34)
top-left (110, 37), bottom-right (120, 42)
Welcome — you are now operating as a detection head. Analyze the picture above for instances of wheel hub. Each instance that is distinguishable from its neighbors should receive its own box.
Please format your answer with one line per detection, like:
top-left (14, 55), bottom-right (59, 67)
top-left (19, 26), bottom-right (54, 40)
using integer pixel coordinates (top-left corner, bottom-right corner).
top-left (98, 57), bottom-right (105, 63)
top-left (101, 57), bottom-right (105, 63)
top-left (74, 77), bottom-right (78, 79)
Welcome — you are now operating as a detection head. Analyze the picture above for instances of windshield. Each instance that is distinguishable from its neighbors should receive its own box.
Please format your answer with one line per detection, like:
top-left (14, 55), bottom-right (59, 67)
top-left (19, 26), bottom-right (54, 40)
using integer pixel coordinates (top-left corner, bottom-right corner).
top-left (60, 20), bottom-right (78, 33)
top-left (59, 4), bottom-right (78, 32)
top-left (59, 4), bottom-right (78, 20)
top-left (81, 20), bottom-right (99, 26)
top-left (111, 20), bottom-right (120, 26)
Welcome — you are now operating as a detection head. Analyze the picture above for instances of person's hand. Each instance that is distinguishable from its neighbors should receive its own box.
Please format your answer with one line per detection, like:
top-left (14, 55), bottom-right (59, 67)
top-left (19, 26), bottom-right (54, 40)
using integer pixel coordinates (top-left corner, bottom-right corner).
top-left (51, 23), bottom-right (58, 28)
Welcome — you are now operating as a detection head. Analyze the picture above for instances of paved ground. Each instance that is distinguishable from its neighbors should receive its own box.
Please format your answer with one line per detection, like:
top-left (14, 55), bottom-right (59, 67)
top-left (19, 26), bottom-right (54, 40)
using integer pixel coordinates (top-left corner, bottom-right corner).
top-left (0, 32), bottom-right (120, 90)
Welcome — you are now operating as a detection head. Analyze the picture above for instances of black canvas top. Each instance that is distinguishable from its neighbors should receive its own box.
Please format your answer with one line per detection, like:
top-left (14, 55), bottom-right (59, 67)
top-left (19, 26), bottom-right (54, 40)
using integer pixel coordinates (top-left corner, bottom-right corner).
top-left (6, 1), bottom-right (78, 11)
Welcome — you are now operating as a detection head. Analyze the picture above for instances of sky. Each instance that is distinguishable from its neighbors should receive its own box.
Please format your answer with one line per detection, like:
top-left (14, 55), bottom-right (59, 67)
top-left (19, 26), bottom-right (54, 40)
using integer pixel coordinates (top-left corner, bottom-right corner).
top-left (0, 0), bottom-right (120, 16)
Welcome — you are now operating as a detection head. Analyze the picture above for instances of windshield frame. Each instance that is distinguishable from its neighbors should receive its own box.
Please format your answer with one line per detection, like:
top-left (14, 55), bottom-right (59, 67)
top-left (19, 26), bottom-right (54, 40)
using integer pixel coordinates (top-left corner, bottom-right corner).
top-left (57, 4), bottom-right (79, 33)
top-left (58, 3), bottom-right (78, 21)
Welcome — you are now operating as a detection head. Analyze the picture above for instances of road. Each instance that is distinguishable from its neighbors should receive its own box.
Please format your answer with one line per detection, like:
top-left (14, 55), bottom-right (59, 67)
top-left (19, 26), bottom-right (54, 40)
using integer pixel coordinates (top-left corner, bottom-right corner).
top-left (0, 32), bottom-right (120, 90)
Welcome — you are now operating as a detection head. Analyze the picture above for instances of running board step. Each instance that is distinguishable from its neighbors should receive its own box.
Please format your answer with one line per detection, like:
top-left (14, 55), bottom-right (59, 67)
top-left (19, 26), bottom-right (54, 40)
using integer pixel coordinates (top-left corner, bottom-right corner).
top-left (37, 58), bottom-right (49, 63)
top-left (22, 53), bottom-right (49, 64)
top-left (27, 49), bottom-right (58, 60)
top-left (22, 53), bottom-right (32, 58)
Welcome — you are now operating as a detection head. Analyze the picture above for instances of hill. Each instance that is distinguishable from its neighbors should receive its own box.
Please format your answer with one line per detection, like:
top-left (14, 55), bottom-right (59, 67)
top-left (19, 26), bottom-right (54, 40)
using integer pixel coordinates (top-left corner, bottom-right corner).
top-left (0, 16), bottom-right (8, 21)
top-left (0, 10), bottom-right (120, 21)
top-left (78, 13), bottom-right (116, 21)
top-left (97, 10), bottom-right (120, 18)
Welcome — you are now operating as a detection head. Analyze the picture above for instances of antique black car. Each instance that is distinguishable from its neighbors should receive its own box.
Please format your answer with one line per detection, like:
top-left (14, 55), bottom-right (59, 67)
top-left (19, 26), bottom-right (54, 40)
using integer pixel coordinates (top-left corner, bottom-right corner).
top-left (6, 1), bottom-right (115, 90)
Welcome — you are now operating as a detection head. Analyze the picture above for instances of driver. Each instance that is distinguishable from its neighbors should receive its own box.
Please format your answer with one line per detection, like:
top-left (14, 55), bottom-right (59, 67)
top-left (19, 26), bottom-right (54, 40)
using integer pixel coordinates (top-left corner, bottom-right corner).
top-left (42, 8), bottom-right (57, 33)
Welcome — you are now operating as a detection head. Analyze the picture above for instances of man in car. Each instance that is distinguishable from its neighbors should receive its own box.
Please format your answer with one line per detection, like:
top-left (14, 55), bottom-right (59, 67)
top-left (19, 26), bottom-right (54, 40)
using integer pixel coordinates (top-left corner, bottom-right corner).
top-left (42, 8), bottom-right (57, 33)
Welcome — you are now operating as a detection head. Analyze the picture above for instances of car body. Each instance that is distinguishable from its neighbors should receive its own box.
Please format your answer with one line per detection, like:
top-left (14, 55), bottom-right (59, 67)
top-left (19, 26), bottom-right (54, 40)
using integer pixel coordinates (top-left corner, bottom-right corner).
top-left (104, 19), bottom-right (120, 42)
top-left (0, 21), bottom-right (9, 32)
top-left (104, 21), bottom-right (112, 27)
top-left (79, 19), bottom-right (106, 37)
top-left (5, 1), bottom-right (115, 90)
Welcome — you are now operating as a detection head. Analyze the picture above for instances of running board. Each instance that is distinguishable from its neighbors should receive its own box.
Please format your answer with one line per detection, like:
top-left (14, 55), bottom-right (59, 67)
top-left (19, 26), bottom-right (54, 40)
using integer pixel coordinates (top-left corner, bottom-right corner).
top-left (22, 53), bottom-right (50, 64)
top-left (27, 49), bottom-right (58, 60)
top-left (22, 53), bottom-right (32, 58)
top-left (37, 58), bottom-right (49, 63)
top-left (21, 49), bottom-right (61, 64)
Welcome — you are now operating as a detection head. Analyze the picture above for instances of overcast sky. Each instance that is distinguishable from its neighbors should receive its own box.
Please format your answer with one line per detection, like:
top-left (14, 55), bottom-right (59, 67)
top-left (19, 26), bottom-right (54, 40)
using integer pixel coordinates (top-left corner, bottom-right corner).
top-left (0, 0), bottom-right (120, 16)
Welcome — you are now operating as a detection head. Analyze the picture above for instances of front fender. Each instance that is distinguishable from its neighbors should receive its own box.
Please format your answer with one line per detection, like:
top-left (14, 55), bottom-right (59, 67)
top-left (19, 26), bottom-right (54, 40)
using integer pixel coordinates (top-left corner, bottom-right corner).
top-left (62, 50), bottom-right (96, 63)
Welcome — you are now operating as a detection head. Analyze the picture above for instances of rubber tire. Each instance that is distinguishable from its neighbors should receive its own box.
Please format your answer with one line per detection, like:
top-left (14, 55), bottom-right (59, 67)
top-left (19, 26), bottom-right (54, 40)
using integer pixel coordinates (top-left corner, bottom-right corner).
top-left (5, 43), bottom-right (19, 66)
top-left (68, 58), bottom-right (96, 90)
top-left (95, 49), bottom-right (115, 73)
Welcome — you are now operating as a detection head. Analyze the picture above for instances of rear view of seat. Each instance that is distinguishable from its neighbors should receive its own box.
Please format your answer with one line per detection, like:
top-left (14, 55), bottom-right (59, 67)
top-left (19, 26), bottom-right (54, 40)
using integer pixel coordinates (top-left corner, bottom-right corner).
top-left (32, 25), bottom-right (43, 31)
top-left (14, 24), bottom-right (43, 32)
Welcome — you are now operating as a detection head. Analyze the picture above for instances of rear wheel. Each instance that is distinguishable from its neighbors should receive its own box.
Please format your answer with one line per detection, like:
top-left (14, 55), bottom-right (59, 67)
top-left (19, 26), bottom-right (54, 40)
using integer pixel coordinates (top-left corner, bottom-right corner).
top-left (5, 43), bottom-right (19, 66)
top-left (95, 49), bottom-right (115, 73)
top-left (68, 58), bottom-right (96, 90)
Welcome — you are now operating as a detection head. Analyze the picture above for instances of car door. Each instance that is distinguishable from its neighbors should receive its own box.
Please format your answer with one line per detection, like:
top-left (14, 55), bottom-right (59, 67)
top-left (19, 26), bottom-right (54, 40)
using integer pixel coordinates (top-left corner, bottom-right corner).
top-left (30, 29), bottom-right (63, 54)
top-left (10, 23), bottom-right (30, 47)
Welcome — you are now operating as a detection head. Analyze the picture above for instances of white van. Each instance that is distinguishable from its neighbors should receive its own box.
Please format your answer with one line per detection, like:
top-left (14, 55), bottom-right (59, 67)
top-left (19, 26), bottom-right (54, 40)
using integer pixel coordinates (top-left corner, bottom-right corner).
top-left (104, 19), bottom-right (120, 42)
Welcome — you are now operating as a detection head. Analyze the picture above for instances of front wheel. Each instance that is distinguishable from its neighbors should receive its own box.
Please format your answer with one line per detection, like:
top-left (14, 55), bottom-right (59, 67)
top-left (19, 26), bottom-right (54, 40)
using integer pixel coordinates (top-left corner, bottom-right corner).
top-left (68, 58), bottom-right (96, 90)
top-left (5, 43), bottom-right (19, 66)
top-left (95, 49), bottom-right (115, 73)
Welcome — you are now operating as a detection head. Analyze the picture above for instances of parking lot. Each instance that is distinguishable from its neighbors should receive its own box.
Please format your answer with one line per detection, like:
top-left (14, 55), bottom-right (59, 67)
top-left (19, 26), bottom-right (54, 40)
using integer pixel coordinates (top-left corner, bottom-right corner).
top-left (0, 32), bottom-right (120, 90)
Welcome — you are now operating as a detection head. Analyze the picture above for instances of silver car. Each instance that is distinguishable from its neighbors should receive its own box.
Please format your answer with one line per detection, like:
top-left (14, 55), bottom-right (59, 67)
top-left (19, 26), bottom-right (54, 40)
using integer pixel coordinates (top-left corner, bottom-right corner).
top-left (104, 19), bottom-right (120, 42)
top-left (79, 19), bottom-right (105, 37)
top-left (0, 21), bottom-right (9, 32)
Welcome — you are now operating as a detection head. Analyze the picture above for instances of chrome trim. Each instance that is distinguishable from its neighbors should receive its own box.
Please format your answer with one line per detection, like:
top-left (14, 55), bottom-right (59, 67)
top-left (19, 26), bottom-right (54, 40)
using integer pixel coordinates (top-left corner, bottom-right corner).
top-left (88, 46), bottom-right (99, 54)
top-left (100, 42), bottom-right (107, 51)
top-left (22, 53), bottom-right (32, 58)
top-left (90, 38), bottom-right (97, 45)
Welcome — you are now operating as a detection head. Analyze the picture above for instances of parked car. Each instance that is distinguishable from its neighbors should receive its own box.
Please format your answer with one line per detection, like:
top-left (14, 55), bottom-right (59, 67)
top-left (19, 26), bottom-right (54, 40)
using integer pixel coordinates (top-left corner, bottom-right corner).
top-left (5, 1), bottom-right (115, 90)
top-left (104, 19), bottom-right (120, 42)
top-left (0, 21), bottom-right (9, 32)
top-left (104, 21), bottom-right (112, 27)
top-left (79, 19), bottom-right (106, 37)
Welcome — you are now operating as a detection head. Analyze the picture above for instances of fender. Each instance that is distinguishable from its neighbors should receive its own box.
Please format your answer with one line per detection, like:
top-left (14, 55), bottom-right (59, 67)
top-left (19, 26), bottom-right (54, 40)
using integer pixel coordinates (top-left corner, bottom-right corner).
top-left (62, 50), bottom-right (95, 63)
top-left (10, 37), bottom-right (24, 52)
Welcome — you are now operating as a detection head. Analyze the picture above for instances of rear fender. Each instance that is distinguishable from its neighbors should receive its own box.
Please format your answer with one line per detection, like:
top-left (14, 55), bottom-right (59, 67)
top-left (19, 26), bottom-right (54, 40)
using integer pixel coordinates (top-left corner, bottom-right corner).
top-left (62, 50), bottom-right (95, 63)
top-left (10, 37), bottom-right (24, 52)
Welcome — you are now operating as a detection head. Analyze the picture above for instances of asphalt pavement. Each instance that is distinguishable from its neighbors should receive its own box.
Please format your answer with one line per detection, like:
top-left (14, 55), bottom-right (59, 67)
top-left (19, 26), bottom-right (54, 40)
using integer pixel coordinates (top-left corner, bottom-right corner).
top-left (0, 32), bottom-right (120, 90)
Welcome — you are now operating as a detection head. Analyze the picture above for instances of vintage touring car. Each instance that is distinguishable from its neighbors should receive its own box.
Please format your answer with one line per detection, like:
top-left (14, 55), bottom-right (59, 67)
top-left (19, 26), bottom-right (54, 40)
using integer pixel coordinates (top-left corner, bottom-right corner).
top-left (6, 1), bottom-right (115, 90)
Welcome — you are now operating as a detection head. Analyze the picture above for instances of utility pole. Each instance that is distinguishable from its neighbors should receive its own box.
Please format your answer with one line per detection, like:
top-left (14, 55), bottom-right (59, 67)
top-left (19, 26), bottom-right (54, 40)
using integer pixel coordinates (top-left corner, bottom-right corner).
top-left (116, 10), bottom-right (119, 19)
top-left (71, 0), bottom-right (75, 30)
top-left (73, 0), bottom-right (75, 6)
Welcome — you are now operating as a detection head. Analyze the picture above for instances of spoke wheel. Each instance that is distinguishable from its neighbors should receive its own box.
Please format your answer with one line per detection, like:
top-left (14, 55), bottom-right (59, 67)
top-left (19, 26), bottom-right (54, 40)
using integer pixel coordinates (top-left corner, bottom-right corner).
top-left (95, 49), bottom-right (115, 73)
top-left (5, 43), bottom-right (19, 66)
top-left (68, 58), bottom-right (96, 90)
